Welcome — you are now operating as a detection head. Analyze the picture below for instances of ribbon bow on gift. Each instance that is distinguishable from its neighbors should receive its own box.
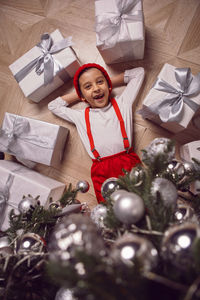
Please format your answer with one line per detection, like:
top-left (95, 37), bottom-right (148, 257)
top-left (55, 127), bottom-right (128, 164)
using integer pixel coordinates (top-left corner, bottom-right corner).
top-left (147, 68), bottom-right (200, 123)
top-left (96, 0), bottom-right (143, 49)
top-left (0, 115), bottom-right (54, 157)
top-left (14, 34), bottom-right (73, 85)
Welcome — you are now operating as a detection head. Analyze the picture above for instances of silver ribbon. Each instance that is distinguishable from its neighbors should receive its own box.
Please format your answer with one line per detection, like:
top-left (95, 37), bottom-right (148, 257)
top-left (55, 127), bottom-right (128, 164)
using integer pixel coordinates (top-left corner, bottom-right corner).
top-left (0, 115), bottom-right (54, 157)
top-left (14, 34), bottom-right (73, 85)
top-left (146, 68), bottom-right (200, 123)
top-left (96, 0), bottom-right (143, 49)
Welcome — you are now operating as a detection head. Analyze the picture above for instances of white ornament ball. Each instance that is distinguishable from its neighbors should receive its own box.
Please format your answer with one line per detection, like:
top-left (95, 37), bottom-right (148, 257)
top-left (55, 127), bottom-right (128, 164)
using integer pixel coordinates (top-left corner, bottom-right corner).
top-left (110, 189), bottom-right (130, 202)
top-left (113, 191), bottom-right (145, 224)
top-left (18, 196), bottom-right (39, 213)
top-left (151, 178), bottom-right (178, 208)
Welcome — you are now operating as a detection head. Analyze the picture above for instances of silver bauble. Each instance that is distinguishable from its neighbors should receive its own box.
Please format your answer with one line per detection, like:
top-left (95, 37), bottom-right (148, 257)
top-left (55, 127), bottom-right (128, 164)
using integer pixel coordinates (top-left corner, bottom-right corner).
top-left (162, 223), bottom-right (200, 270)
top-left (101, 177), bottom-right (120, 200)
top-left (166, 160), bottom-right (185, 179)
top-left (0, 236), bottom-right (13, 256)
top-left (0, 236), bottom-right (10, 248)
top-left (151, 178), bottom-right (177, 208)
top-left (110, 189), bottom-right (129, 202)
top-left (55, 287), bottom-right (76, 300)
top-left (17, 233), bottom-right (45, 254)
top-left (174, 200), bottom-right (195, 223)
top-left (76, 180), bottom-right (89, 193)
top-left (142, 138), bottom-right (175, 164)
top-left (183, 161), bottom-right (195, 175)
top-left (90, 204), bottom-right (107, 229)
top-left (18, 196), bottom-right (39, 213)
top-left (129, 168), bottom-right (144, 186)
top-left (113, 192), bottom-right (145, 224)
top-left (111, 233), bottom-right (158, 272)
top-left (48, 214), bottom-right (106, 266)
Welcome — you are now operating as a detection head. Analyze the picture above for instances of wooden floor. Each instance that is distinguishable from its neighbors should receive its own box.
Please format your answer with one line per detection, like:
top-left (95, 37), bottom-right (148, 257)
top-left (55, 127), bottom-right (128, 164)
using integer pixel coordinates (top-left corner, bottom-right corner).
top-left (0, 0), bottom-right (200, 209)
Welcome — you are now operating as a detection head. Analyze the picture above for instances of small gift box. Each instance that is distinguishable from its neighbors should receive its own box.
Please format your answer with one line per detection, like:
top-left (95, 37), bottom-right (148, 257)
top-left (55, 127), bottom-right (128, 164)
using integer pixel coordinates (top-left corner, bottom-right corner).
top-left (9, 29), bottom-right (80, 102)
top-left (0, 112), bottom-right (69, 167)
top-left (180, 140), bottom-right (200, 195)
top-left (95, 0), bottom-right (145, 64)
top-left (138, 63), bottom-right (200, 133)
top-left (0, 160), bottom-right (66, 230)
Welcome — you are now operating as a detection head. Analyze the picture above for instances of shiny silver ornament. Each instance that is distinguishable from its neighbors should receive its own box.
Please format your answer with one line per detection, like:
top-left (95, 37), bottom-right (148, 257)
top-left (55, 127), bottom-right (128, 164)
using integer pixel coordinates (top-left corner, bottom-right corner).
top-left (17, 233), bottom-right (45, 254)
top-left (90, 204), bottom-right (107, 229)
top-left (113, 191), bottom-right (145, 224)
top-left (111, 233), bottom-right (158, 272)
top-left (110, 189), bottom-right (129, 202)
top-left (0, 236), bottom-right (10, 248)
top-left (142, 138), bottom-right (175, 165)
top-left (151, 177), bottom-right (177, 208)
top-left (166, 160), bottom-right (185, 179)
top-left (183, 161), bottom-right (195, 175)
top-left (55, 287), bottom-right (76, 300)
top-left (129, 168), bottom-right (144, 186)
top-left (174, 201), bottom-right (195, 223)
top-left (76, 180), bottom-right (89, 193)
top-left (18, 195), bottom-right (39, 213)
top-left (101, 177), bottom-right (120, 200)
top-left (48, 214), bottom-right (106, 266)
top-left (162, 223), bottom-right (200, 270)
top-left (0, 236), bottom-right (13, 256)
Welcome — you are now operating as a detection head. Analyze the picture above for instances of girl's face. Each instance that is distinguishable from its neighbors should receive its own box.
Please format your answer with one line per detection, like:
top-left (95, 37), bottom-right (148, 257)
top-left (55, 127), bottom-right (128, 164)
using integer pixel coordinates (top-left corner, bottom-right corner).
top-left (78, 68), bottom-right (110, 108)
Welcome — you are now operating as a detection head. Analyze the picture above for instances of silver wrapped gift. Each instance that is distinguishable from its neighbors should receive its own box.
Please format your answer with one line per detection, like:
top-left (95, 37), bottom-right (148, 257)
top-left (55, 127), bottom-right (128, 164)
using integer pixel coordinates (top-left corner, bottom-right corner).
top-left (95, 0), bottom-right (145, 64)
top-left (9, 29), bottom-right (80, 102)
top-left (0, 112), bottom-right (69, 167)
top-left (0, 160), bottom-right (66, 230)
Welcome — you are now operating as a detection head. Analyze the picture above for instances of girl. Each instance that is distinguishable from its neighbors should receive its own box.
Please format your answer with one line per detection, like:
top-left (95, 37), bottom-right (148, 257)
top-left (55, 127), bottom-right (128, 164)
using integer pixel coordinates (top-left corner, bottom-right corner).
top-left (48, 63), bottom-right (144, 203)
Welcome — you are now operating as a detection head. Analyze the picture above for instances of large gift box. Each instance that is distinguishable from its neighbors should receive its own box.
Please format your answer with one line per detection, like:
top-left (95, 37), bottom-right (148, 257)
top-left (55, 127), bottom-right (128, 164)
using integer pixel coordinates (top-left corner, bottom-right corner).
top-left (0, 112), bottom-right (69, 167)
top-left (180, 140), bottom-right (200, 195)
top-left (95, 0), bottom-right (145, 64)
top-left (9, 29), bottom-right (80, 102)
top-left (0, 160), bottom-right (66, 230)
top-left (138, 63), bottom-right (200, 133)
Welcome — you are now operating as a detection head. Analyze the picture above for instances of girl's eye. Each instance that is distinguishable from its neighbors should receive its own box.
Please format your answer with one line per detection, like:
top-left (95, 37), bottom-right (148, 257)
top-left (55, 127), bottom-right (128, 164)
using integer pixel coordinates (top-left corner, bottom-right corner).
top-left (97, 79), bottom-right (104, 84)
top-left (85, 84), bottom-right (91, 89)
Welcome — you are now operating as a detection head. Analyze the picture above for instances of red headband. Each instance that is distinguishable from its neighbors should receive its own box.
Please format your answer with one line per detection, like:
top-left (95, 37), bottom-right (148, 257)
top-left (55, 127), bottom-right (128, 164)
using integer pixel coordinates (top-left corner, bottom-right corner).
top-left (73, 63), bottom-right (112, 99)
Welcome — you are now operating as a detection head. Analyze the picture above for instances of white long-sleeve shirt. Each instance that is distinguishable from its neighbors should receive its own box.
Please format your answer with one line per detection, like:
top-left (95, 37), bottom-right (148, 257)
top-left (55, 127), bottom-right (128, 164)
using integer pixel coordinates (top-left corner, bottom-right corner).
top-left (48, 67), bottom-right (145, 159)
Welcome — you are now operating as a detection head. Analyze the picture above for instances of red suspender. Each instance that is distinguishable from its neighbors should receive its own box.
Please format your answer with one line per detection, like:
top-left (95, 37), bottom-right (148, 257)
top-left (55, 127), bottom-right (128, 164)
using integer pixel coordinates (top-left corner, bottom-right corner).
top-left (85, 107), bottom-right (101, 160)
top-left (111, 98), bottom-right (130, 151)
top-left (85, 98), bottom-right (130, 160)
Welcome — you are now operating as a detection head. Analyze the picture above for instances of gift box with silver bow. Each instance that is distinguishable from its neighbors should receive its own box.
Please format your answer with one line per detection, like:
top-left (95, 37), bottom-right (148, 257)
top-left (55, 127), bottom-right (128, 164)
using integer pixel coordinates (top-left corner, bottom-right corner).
top-left (95, 0), bottom-right (145, 64)
top-left (0, 160), bottom-right (66, 231)
top-left (9, 29), bottom-right (80, 102)
top-left (179, 140), bottom-right (200, 195)
top-left (138, 63), bottom-right (200, 133)
top-left (0, 112), bottom-right (69, 167)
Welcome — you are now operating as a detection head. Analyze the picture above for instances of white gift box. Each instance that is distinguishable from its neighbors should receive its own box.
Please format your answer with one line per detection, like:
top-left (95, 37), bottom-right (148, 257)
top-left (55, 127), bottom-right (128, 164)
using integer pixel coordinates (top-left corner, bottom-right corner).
top-left (9, 29), bottom-right (80, 102)
top-left (0, 112), bottom-right (69, 167)
top-left (95, 0), bottom-right (145, 64)
top-left (0, 160), bottom-right (66, 230)
top-left (180, 140), bottom-right (200, 195)
top-left (138, 63), bottom-right (200, 133)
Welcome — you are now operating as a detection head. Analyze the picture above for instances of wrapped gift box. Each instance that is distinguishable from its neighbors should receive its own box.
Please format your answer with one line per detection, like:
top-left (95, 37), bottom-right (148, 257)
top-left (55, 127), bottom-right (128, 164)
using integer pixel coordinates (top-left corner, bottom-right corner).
top-left (95, 0), bottom-right (145, 64)
top-left (180, 140), bottom-right (200, 195)
top-left (138, 63), bottom-right (200, 133)
top-left (0, 160), bottom-right (66, 230)
top-left (0, 112), bottom-right (69, 167)
top-left (9, 29), bottom-right (80, 102)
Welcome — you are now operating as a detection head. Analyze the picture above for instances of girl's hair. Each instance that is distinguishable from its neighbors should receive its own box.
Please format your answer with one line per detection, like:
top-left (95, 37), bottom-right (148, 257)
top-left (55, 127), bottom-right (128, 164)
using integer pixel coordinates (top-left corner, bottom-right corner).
top-left (73, 63), bottom-right (112, 98)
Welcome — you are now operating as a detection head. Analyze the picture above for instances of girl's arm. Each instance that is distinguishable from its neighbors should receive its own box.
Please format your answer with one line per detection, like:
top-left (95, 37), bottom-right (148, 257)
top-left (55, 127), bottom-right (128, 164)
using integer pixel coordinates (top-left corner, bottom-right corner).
top-left (111, 72), bottom-right (125, 88)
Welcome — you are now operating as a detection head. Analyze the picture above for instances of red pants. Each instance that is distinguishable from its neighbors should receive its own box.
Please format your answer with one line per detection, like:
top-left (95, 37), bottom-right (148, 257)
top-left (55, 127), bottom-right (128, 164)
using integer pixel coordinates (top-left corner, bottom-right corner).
top-left (91, 148), bottom-right (141, 203)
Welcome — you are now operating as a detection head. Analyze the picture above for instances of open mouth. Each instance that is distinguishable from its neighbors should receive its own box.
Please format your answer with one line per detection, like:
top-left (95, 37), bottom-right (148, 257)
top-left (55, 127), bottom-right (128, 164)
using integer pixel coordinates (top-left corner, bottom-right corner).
top-left (93, 93), bottom-right (104, 100)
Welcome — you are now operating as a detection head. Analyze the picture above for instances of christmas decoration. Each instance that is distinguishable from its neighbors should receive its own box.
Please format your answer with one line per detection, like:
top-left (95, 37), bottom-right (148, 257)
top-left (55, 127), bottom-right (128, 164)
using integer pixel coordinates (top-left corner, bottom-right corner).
top-left (110, 189), bottom-right (130, 202)
top-left (166, 160), bottom-right (185, 179)
top-left (90, 204), bottom-right (107, 229)
top-left (111, 233), bottom-right (158, 272)
top-left (161, 223), bottom-right (200, 270)
top-left (113, 191), bottom-right (145, 224)
top-left (16, 233), bottom-right (46, 254)
top-left (129, 167), bottom-right (144, 186)
top-left (174, 200), bottom-right (196, 223)
top-left (151, 178), bottom-right (177, 208)
top-left (55, 287), bottom-right (76, 300)
top-left (76, 180), bottom-right (89, 193)
top-left (101, 177), bottom-right (120, 200)
top-left (0, 236), bottom-right (10, 249)
top-left (18, 195), bottom-right (40, 214)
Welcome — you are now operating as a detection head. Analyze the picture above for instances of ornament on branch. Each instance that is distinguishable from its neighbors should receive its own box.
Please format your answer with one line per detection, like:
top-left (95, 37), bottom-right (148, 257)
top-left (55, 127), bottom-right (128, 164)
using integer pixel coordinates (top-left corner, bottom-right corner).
top-left (0, 236), bottom-right (13, 256)
top-left (174, 200), bottom-right (196, 223)
top-left (111, 233), bottom-right (158, 272)
top-left (76, 180), bottom-right (89, 193)
top-left (113, 191), bottom-right (145, 225)
top-left (129, 167), bottom-right (144, 186)
top-left (17, 233), bottom-right (46, 254)
top-left (161, 223), bottom-right (200, 270)
top-left (48, 214), bottom-right (106, 266)
top-left (101, 177), bottom-right (120, 200)
top-left (55, 287), bottom-right (76, 300)
top-left (142, 138), bottom-right (175, 165)
top-left (90, 204), bottom-right (107, 229)
top-left (151, 178), bottom-right (177, 208)
top-left (18, 195), bottom-right (40, 214)
top-left (182, 161), bottom-right (195, 176)
top-left (166, 160), bottom-right (185, 180)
